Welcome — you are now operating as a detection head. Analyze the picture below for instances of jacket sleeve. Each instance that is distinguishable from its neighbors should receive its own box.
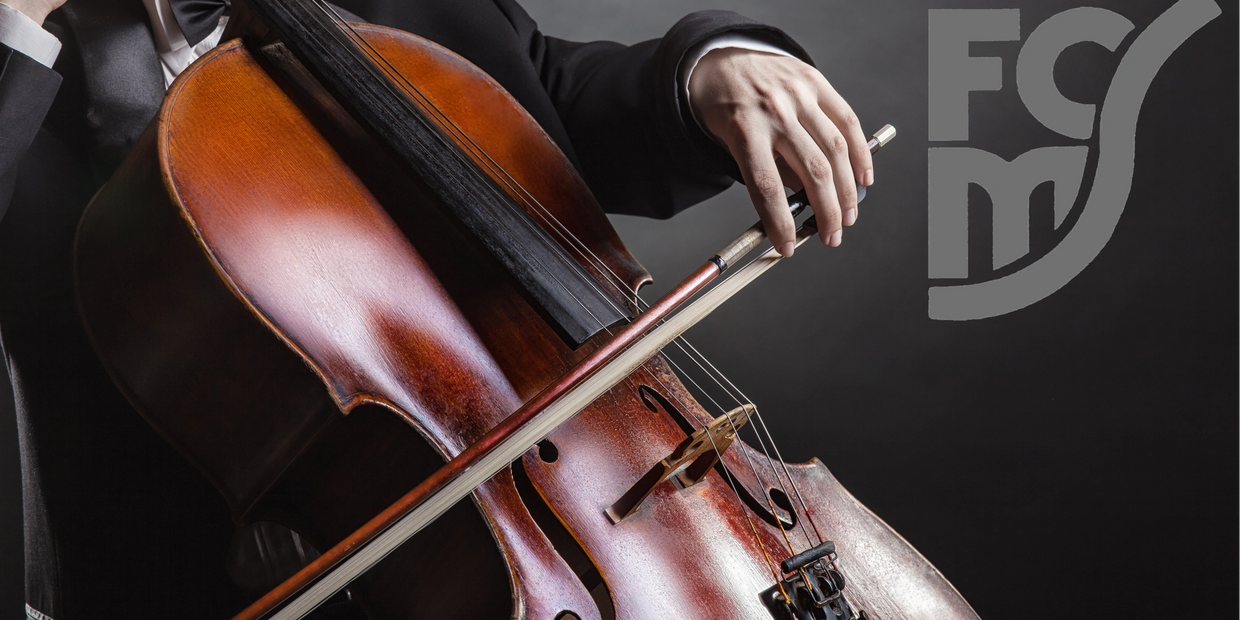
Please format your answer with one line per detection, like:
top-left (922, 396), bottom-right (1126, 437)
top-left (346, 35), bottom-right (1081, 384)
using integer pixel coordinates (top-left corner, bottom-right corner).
top-left (0, 44), bottom-right (62, 225)
top-left (496, 4), bottom-right (814, 219)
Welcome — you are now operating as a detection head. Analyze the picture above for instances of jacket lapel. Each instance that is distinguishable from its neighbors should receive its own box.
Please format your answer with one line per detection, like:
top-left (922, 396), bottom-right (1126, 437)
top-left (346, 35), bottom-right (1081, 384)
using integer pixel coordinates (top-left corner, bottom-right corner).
top-left (60, 0), bottom-right (165, 170)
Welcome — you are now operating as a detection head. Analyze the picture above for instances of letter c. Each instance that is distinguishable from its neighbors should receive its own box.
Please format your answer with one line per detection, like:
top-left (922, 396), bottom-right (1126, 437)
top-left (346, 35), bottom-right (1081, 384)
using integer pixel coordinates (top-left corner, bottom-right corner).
top-left (1017, 8), bottom-right (1134, 140)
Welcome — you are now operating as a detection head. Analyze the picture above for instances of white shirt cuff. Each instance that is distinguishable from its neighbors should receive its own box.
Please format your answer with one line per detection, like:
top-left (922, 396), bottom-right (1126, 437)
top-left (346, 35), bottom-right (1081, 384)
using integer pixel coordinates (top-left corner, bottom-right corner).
top-left (0, 3), bottom-right (61, 68)
top-left (680, 33), bottom-right (796, 130)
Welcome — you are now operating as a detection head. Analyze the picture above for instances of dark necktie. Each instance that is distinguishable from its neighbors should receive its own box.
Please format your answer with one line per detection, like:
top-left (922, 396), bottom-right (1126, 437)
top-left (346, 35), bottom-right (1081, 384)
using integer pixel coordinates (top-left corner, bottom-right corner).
top-left (166, 0), bottom-right (230, 46)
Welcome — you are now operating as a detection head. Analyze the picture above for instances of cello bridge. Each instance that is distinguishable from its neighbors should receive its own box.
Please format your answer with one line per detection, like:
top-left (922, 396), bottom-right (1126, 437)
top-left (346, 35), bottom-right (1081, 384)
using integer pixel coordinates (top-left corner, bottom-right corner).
top-left (604, 404), bottom-right (754, 524)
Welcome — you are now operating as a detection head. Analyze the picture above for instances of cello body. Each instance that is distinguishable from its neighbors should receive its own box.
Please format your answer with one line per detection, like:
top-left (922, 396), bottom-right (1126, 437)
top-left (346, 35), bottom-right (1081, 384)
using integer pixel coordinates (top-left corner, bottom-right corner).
top-left (74, 23), bottom-right (978, 620)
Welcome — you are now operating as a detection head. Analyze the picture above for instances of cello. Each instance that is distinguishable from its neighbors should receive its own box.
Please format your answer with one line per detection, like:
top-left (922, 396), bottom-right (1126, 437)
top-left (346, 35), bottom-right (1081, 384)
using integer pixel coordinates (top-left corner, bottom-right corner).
top-left (72, 0), bottom-right (979, 618)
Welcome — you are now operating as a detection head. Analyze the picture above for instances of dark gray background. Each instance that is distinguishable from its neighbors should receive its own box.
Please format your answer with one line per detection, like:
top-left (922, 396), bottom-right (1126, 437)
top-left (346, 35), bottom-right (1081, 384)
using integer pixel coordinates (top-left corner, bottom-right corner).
top-left (2, 0), bottom-right (1236, 617)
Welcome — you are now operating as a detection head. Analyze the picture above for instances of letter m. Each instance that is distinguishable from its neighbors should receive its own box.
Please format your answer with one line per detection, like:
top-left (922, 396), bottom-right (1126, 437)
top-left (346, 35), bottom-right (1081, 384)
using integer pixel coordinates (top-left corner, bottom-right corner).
top-left (928, 146), bottom-right (1087, 278)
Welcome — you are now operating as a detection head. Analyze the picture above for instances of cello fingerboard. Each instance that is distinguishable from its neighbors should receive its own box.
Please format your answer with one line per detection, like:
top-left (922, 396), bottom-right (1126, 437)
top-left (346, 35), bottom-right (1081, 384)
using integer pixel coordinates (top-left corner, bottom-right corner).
top-left (245, 0), bottom-right (630, 348)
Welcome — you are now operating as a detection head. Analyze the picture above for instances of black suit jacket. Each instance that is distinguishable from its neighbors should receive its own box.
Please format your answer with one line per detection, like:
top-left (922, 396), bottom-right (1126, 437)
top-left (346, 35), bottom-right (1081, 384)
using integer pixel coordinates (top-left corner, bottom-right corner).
top-left (0, 1), bottom-right (811, 617)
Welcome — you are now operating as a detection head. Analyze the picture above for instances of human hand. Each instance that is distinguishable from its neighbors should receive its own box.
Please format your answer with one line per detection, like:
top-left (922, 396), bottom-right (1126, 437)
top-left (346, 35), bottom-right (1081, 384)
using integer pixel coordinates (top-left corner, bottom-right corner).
top-left (689, 48), bottom-right (873, 256)
top-left (0, 0), bottom-right (65, 25)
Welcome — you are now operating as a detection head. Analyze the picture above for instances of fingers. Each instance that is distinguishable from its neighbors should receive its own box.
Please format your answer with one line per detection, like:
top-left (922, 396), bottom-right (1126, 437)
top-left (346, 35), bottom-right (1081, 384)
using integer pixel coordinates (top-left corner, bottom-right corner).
top-left (691, 51), bottom-right (874, 255)
top-left (729, 136), bottom-right (798, 257)
top-left (816, 78), bottom-right (874, 188)
top-left (775, 126), bottom-right (844, 247)
top-left (729, 92), bottom-right (859, 253)
top-left (773, 68), bottom-right (867, 247)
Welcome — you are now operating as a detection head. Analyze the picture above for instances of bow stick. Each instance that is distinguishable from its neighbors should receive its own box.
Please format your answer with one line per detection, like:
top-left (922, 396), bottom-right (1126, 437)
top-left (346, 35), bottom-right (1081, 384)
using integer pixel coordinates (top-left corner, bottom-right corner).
top-left (236, 125), bottom-right (897, 620)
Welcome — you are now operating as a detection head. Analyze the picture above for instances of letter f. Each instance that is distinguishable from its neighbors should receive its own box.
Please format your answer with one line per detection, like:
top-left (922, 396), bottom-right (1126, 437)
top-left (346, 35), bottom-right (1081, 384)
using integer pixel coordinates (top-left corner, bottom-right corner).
top-left (928, 10), bottom-right (1020, 142)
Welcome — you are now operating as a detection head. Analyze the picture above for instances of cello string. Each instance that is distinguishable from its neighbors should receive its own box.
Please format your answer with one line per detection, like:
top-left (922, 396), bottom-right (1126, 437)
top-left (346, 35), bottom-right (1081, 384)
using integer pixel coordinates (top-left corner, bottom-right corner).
top-left (306, 4), bottom-right (718, 441)
top-left (281, 9), bottom-right (848, 615)
top-left (658, 330), bottom-right (823, 545)
top-left (293, 15), bottom-right (780, 561)
top-left (311, 4), bottom-right (733, 447)
top-left (660, 344), bottom-right (819, 547)
top-left (321, 4), bottom-right (641, 308)
top-left (612, 355), bottom-right (795, 568)
top-left (619, 319), bottom-right (802, 546)
top-left (324, 2), bottom-right (819, 558)
top-left (293, 0), bottom-right (623, 337)
top-left (624, 363), bottom-right (792, 602)
top-left (637, 250), bottom-right (830, 558)
top-left (674, 338), bottom-right (826, 544)
top-left (330, 8), bottom-right (819, 557)
top-left (655, 352), bottom-right (811, 549)
top-left (310, 0), bottom-right (815, 564)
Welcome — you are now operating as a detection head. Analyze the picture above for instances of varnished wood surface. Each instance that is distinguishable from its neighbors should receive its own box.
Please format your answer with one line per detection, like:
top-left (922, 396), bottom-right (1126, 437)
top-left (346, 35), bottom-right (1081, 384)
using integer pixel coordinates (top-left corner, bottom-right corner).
top-left (76, 22), bottom-right (979, 620)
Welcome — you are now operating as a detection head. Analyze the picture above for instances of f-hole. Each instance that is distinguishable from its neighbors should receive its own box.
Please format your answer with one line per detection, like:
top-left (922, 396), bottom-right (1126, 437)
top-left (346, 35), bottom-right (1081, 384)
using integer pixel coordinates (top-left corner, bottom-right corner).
top-left (513, 459), bottom-right (616, 620)
top-left (637, 385), bottom-right (796, 530)
top-left (770, 488), bottom-right (794, 513)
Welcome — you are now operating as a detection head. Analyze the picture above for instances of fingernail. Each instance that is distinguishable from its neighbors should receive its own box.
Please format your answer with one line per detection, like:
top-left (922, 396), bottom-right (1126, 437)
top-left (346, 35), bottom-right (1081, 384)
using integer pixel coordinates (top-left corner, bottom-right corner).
top-left (864, 169), bottom-right (874, 186)
top-left (779, 242), bottom-right (795, 257)
top-left (829, 229), bottom-right (842, 247)
top-left (844, 208), bottom-right (857, 226)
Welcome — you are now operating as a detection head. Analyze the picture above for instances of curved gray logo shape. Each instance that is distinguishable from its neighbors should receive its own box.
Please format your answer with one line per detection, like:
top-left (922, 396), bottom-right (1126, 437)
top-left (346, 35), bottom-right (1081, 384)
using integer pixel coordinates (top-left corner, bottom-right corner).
top-left (929, 0), bottom-right (1221, 321)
